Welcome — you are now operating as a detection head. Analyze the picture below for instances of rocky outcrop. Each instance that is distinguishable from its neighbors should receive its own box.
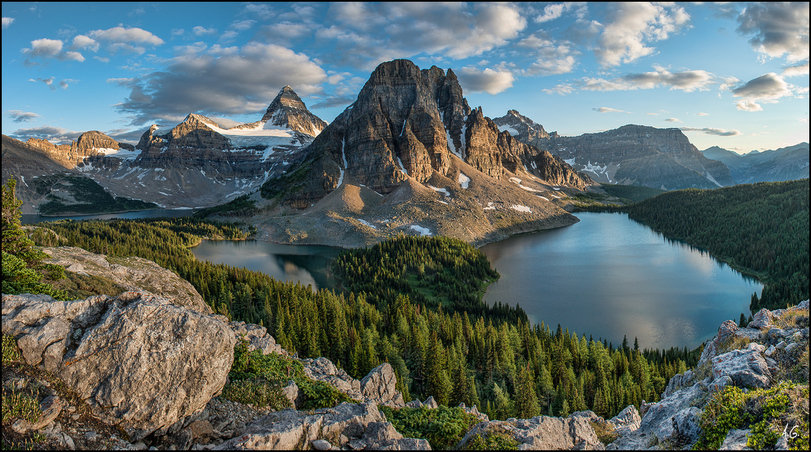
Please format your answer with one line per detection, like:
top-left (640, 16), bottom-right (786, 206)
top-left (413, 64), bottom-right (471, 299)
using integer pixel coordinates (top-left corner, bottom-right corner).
top-left (2, 291), bottom-right (236, 441)
top-left (457, 414), bottom-right (605, 450)
top-left (22, 130), bottom-right (130, 169)
top-left (609, 300), bottom-right (809, 450)
top-left (42, 246), bottom-right (212, 315)
top-left (261, 85), bottom-right (327, 137)
top-left (213, 402), bottom-right (430, 450)
top-left (360, 363), bottom-right (406, 408)
top-left (534, 124), bottom-right (734, 189)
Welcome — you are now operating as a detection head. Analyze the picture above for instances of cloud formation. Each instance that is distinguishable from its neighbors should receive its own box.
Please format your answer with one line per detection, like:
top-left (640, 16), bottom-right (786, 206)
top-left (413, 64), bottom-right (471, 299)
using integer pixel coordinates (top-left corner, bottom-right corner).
top-left (89, 26), bottom-right (164, 54)
top-left (680, 127), bottom-right (741, 136)
top-left (732, 72), bottom-right (793, 111)
top-left (782, 61), bottom-right (809, 77)
top-left (9, 110), bottom-right (40, 122)
top-left (115, 43), bottom-right (327, 125)
top-left (518, 35), bottom-right (578, 76)
top-left (547, 66), bottom-right (716, 94)
top-left (457, 67), bottom-right (515, 95)
top-left (316, 3), bottom-right (526, 68)
top-left (2, 17), bottom-right (14, 28)
top-left (11, 126), bottom-right (81, 143)
top-left (596, 2), bottom-right (690, 66)
top-left (593, 107), bottom-right (626, 113)
top-left (737, 2), bottom-right (809, 62)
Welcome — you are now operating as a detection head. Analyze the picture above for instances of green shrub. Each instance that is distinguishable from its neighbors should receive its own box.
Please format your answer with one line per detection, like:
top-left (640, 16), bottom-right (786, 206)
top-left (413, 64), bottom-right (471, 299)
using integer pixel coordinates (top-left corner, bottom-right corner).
top-left (221, 378), bottom-right (290, 410)
top-left (1, 387), bottom-right (40, 424)
top-left (693, 382), bottom-right (809, 450)
top-left (225, 340), bottom-right (355, 410)
top-left (380, 405), bottom-right (481, 450)
top-left (464, 431), bottom-right (520, 450)
top-left (2, 334), bottom-right (23, 364)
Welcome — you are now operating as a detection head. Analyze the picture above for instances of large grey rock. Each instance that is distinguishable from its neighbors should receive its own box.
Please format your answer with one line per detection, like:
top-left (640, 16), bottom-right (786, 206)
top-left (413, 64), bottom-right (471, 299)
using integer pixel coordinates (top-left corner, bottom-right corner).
top-left (2, 291), bottom-right (235, 441)
top-left (711, 342), bottom-right (771, 388)
top-left (609, 405), bottom-right (641, 436)
top-left (457, 415), bottom-right (604, 450)
top-left (748, 308), bottom-right (774, 329)
top-left (662, 370), bottom-right (695, 398)
top-left (360, 363), bottom-right (405, 408)
top-left (213, 402), bottom-right (429, 450)
top-left (43, 246), bottom-right (212, 315)
top-left (303, 357), bottom-right (363, 400)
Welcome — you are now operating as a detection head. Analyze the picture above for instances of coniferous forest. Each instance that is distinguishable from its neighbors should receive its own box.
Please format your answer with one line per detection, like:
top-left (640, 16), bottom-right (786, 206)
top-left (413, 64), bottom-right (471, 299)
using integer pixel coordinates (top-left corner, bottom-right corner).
top-left (30, 218), bottom-right (696, 420)
top-left (623, 179), bottom-right (809, 311)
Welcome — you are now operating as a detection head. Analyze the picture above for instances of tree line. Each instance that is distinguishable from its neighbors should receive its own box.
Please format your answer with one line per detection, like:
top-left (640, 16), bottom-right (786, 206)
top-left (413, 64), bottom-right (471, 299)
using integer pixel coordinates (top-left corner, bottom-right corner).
top-left (29, 217), bottom-right (697, 420)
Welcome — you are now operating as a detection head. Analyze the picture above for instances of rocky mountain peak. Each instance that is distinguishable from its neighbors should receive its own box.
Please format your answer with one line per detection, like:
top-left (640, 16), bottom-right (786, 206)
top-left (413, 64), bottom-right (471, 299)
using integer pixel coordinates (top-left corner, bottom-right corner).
top-left (73, 130), bottom-right (129, 153)
top-left (261, 86), bottom-right (326, 137)
top-left (493, 109), bottom-right (549, 141)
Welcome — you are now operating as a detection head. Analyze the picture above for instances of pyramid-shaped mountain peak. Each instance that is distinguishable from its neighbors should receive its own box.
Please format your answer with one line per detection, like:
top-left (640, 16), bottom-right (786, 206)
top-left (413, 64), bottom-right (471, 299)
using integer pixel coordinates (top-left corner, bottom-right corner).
top-left (261, 86), bottom-right (326, 136)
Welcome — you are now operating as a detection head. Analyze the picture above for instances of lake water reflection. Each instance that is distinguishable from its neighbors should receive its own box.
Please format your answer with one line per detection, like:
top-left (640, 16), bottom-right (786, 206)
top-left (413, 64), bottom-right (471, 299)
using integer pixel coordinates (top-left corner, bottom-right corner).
top-left (191, 241), bottom-right (342, 291)
top-left (480, 212), bottom-right (762, 350)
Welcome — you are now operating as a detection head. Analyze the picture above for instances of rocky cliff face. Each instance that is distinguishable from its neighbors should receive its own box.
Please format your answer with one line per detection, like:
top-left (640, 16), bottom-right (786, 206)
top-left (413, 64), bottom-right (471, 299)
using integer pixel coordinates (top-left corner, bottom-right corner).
top-left (264, 59), bottom-right (588, 210)
top-left (528, 123), bottom-right (734, 189)
top-left (23, 130), bottom-right (131, 169)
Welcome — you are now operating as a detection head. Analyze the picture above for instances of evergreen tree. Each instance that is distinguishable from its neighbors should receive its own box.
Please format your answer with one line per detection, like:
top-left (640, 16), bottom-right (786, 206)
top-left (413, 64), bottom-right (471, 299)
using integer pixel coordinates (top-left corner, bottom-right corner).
top-left (515, 364), bottom-right (540, 418)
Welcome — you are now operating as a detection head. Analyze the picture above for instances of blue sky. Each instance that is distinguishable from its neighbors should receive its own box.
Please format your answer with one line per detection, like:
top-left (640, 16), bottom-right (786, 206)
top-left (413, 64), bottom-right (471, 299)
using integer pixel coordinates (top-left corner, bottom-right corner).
top-left (2, 2), bottom-right (808, 153)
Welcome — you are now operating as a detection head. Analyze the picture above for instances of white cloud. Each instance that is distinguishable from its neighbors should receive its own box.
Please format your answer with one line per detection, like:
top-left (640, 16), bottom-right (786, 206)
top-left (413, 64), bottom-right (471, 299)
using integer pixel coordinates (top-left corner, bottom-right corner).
top-left (59, 79), bottom-right (77, 89)
top-left (316, 3), bottom-right (526, 68)
top-left (457, 67), bottom-right (515, 95)
top-left (518, 35), bottom-right (578, 76)
top-left (63, 51), bottom-right (85, 62)
top-left (543, 83), bottom-right (575, 95)
top-left (2, 17), bottom-right (14, 28)
top-left (577, 66), bottom-right (715, 92)
top-left (593, 107), bottom-right (627, 113)
top-left (231, 19), bottom-right (255, 31)
top-left (11, 126), bottom-right (81, 143)
top-left (72, 35), bottom-right (99, 51)
top-left (680, 127), bottom-right (741, 136)
top-left (782, 61), bottom-right (809, 77)
top-left (90, 26), bottom-right (164, 45)
top-left (192, 25), bottom-right (216, 36)
top-left (535, 3), bottom-right (567, 23)
top-left (697, 112), bottom-right (709, 116)
top-left (596, 2), bottom-right (690, 67)
top-left (736, 99), bottom-right (764, 112)
top-left (737, 2), bottom-right (809, 62)
top-left (731, 72), bottom-right (794, 111)
top-left (665, 118), bottom-right (680, 122)
top-left (116, 43), bottom-right (327, 125)
top-left (24, 38), bottom-right (63, 57)
top-left (8, 110), bottom-right (39, 122)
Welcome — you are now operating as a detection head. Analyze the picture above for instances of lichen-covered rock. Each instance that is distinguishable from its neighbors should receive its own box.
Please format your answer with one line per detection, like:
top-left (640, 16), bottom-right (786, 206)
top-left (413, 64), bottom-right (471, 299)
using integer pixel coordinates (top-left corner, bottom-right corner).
top-left (609, 405), bottom-right (641, 436)
top-left (303, 357), bottom-right (363, 400)
top-left (213, 402), bottom-right (429, 450)
top-left (43, 246), bottom-right (212, 315)
top-left (360, 363), bottom-right (405, 408)
top-left (2, 291), bottom-right (235, 441)
top-left (457, 415), bottom-right (604, 450)
top-left (711, 342), bottom-right (771, 388)
top-left (229, 321), bottom-right (286, 355)
top-left (749, 308), bottom-right (775, 329)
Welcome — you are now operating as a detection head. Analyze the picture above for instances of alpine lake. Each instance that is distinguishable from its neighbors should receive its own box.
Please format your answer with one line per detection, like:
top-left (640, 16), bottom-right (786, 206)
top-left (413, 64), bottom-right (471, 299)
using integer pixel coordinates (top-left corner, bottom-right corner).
top-left (28, 210), bottom-right (762, 350)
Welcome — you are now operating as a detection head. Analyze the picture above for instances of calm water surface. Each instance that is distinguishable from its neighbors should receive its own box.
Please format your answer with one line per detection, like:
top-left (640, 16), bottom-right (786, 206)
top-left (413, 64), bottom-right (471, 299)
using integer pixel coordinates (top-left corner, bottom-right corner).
top-left (21, 208), bottom-right (196, 224)
top-left (481, 212), bottom-right (762, 350)
top-left (191, 241), bottom-right (342, 291)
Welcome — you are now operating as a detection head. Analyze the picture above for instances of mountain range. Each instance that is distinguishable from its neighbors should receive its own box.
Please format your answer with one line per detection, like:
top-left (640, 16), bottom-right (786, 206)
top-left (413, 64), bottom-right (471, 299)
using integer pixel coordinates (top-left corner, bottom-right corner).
top-left (3, 58), bottom-right (808, 245)
top-left (702, 143), bottom-right (809, 184)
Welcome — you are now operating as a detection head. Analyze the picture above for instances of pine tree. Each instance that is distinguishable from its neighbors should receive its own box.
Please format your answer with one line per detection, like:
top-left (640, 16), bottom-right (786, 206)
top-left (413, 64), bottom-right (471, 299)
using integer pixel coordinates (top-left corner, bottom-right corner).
top-left (515, 364), bottom-right (540, 418)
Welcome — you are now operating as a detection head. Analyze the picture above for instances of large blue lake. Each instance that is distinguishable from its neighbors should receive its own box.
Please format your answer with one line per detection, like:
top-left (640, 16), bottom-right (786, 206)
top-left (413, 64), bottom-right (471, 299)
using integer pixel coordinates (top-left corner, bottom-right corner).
top-left (29, 209), bottom-right (762, 350)
top-left (480, 212), bottom-right (762, 349)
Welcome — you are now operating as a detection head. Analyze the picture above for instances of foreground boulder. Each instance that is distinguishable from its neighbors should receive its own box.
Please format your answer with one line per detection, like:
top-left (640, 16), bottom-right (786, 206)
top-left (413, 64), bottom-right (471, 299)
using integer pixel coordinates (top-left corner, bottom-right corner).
top-left (43, 246), bottom-right (212, 315)
top-left (2, 291), bottom-right (236, 441)
top-left (457, 414), bottom-right (604, 450)
top-left (214, 402), bottom-right (430, 450)
top-left (610, 300), bottom-right (809, 450)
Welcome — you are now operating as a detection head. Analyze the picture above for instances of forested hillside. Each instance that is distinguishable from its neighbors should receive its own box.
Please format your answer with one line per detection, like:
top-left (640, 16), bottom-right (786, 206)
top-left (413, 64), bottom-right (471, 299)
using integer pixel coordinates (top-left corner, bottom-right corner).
top-left (31, 219), bottom-right (695, 421)
top-left (624, 179), bottom-right (809, 311)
